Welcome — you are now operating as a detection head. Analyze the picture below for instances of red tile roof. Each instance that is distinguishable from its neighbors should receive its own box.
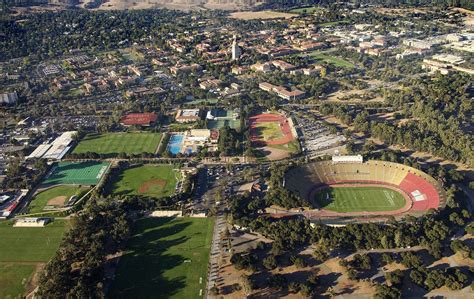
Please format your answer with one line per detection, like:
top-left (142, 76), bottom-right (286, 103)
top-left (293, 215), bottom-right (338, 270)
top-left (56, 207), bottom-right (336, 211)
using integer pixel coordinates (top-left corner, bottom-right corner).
top-left (120, 113), bottom-right (157, 126)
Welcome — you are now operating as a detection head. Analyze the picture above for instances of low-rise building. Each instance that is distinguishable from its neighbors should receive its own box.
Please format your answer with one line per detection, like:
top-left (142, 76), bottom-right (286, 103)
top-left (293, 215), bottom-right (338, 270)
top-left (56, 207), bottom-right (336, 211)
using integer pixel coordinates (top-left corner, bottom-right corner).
top-left (175, 109), bottom-right (201, 123)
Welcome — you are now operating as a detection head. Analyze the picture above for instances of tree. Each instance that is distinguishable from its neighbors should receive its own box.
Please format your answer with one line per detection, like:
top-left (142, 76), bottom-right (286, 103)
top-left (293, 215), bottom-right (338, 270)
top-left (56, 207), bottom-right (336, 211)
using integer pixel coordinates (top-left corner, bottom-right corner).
top-left (385, 269), bottom-right (404, 287)
top-left (267, 274), bottom-right (287, 290)
top-left (263, 255), bottom-right (278, 270)
top-left (240, 275), bottom-right (254, 295)
top-left (374, 284), bottom-right (401, 299)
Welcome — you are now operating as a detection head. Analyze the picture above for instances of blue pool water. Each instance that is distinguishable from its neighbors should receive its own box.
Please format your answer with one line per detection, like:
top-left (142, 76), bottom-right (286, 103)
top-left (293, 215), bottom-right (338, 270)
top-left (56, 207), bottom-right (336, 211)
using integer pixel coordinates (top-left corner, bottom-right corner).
top-left (167, 135), bottom-right (184, 155)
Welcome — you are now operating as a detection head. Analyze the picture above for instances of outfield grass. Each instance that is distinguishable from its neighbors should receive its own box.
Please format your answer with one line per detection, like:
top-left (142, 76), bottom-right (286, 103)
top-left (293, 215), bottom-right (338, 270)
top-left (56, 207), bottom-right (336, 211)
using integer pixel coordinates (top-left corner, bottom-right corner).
top-left (110, 164), bottom-right (181, 198)
top-left (315, 186), bottom-right (406, 212)
top-left (42, 161), bottom-right (110, 186)
top-left (73, 132), bottom-right (162, 155)
top-left (29, 185), bottom-right (88, 214)
top-left (109, 217), bottom-right (214, 299)
top-left (254, 122), bottom-right (284, 141)
top-left (0, 220), bottom-right (69, 298)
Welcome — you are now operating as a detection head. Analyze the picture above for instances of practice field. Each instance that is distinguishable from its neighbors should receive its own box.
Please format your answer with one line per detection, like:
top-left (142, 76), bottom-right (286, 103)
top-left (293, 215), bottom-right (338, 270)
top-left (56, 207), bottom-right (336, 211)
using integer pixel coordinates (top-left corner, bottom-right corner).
top-left (28, 185), bottom-right (89, 214)
top-left (109, 217), bottom-right (214, 299)
top-left (110, 164), bottom-right (181, 198)
top-left (303, 50), bottom-right (355, 68)
top-left (42, 161), bottom-right (110, 186)
top-left (314, 186), bottom-right (406, 212)
top-left (72, 132), bottom-right (162, 155)
top-left (0, 220), bottom-right (68, 298)
top-left (255, 122), bottom-right (285, 142)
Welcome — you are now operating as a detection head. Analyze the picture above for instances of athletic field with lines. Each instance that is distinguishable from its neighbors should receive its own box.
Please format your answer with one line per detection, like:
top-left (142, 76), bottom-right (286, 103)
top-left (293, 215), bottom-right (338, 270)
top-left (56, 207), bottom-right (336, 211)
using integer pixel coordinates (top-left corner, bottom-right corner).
top-left (72, 132), bottom-right (162, 155)
top-left (42, 161), bottom-right (110, 186)
top-left (109, 164), bottom-right (181, 199)
top-left (109, 217), bottom-right (214, 299)
top-left (0, 220), bottom-right (69, 298)
top-left (314, 186), bottom-right (406, 212)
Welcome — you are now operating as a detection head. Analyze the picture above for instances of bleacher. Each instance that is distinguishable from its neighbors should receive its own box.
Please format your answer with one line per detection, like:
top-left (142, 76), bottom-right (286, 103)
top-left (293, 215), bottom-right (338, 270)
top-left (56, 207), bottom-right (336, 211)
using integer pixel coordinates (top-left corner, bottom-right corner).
top-left (284, 159), bottom-right (446, 212)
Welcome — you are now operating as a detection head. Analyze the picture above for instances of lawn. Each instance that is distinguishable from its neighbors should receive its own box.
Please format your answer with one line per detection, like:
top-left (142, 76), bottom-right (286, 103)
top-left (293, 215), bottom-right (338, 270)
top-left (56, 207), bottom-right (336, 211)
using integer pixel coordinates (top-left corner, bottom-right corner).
top-left (109, 217), bottom-right (214, 299)
top-left (290, 6), bottom-right (321, 14)
top-left (255, 122), bottom-right (284, 141)
top-left (304, 51), bottom-right (355, 69)
top-left (269, 140), bottom-right (300, 153)
top-left (110, 164), bottom-right (181, 198)
top-left (42, 161), bottom-right (110, 186)
top-left (73, 132), bottom-right (162, 155)
top-left (0, 220), bottom-right (69, 298)
top-left (28, 185), bottom-right (89, 214)
top-left (314, 186), bottom-right (406, 212)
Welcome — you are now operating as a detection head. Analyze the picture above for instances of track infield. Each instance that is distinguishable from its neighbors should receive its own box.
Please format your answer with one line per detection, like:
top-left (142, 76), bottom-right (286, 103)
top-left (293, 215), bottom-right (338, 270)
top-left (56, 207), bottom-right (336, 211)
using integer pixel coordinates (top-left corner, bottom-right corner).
top-left (109, 217), bottom-right (214, 299)
top-left (0, 220), bottom-right (69, 298)
top-left (42, 161), bottom-right (110, 186)
top-left (109, 164), bottom-right (181, 199)
top-left (314, 185), bottom-right (407, 213)
top-left (72, 132), bottom-right (162, 155)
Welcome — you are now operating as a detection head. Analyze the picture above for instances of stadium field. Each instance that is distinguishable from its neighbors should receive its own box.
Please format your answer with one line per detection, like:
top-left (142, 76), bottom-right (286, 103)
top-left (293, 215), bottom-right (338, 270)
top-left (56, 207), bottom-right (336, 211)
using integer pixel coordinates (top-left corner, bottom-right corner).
top-left (110, 164), bottom-right (181, 198)
top-left (28, 185), bottom-right (89, 214)
top-left (109, 217), bottom-right (214, 299)
top-left (314, 186), bottom-right (406, 212)
top-left (72, 132), bottom-right (162, 155)
top-left (42, 161), bottom-right (110, 186)
top-left (0, 220), bottom-right (69, 298)
top-left (255, 122), bottom-right (285, 142)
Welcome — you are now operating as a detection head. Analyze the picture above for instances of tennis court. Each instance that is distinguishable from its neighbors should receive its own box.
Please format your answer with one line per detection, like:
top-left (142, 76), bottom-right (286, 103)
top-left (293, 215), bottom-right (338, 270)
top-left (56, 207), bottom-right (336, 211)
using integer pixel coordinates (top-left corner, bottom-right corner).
top-left (42, 162), bottom-right (111, 186)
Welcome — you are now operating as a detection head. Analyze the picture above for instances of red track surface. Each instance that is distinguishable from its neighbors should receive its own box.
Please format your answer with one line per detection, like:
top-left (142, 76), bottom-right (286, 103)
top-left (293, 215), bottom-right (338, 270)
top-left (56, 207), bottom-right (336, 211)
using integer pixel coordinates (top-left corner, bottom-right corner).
top-left (249, 113), bottom-right (295, 146)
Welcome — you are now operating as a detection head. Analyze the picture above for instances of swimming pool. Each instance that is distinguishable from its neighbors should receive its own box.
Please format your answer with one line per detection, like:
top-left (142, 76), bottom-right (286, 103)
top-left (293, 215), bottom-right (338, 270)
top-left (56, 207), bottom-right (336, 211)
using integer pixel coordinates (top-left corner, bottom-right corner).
top-left (167, 135), bottom-right (184, 155)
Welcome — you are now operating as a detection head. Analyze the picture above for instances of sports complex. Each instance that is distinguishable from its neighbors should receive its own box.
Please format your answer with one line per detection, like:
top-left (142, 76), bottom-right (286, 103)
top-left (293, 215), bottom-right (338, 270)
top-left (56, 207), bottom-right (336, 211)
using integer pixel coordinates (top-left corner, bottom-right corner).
top-left (285, 156), bottom-right (446, 221)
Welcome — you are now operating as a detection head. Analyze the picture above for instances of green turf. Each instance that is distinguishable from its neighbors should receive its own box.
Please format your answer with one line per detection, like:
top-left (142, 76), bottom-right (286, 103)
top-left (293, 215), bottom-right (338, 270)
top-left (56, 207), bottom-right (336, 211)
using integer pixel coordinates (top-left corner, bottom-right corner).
top-left (109, 217), bottom-right (214, 299)
top-left (254, 122), bottom-right (284, 141)
top-left (0, 220), bottom-right (68, 298)
top-left (314, 186), bottom-right (406, 212)
top-left (73, 132), bottom-right (162, 155)
top-left (269, 140), bottom-right (300, 153)
top-left (290, 6), bottom-right (321, 14)
top-left (303, 51), bottom-right (355, 68)
top-left (29, 185), bottom-right (88, 213)
top-left (0, 263), bottom-right (36, 299)
top-left (42, 161), bottom-right (110, 186)
top-left (110, 164), bottom-right (181, 198)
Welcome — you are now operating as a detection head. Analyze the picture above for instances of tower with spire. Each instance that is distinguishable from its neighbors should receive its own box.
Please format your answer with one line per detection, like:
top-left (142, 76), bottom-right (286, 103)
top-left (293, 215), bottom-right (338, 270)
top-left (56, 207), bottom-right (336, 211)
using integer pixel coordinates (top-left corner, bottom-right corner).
top-left (231, 35), bottom-right (242, 61)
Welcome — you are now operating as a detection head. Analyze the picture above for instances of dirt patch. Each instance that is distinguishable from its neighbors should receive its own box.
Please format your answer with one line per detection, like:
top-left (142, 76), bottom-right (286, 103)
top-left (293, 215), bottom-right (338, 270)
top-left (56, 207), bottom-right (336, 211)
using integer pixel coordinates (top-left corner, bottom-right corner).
top-left (25, 263), bottom-right (45, 297)
top-left (229, 10), bottom-right (296, 20)
top-left (138, 179), bottom-right (166, 194)
top-left (47, 196), bottom-right (67, 207)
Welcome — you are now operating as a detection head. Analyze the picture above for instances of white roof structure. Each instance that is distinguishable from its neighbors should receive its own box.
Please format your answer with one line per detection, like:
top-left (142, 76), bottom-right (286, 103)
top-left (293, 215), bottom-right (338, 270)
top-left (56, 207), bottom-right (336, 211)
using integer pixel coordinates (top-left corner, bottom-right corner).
top-left (27, 131), bottom-right (76, 160)
top-left (151, 210), bottom-right (182, 217)
top-left (332, 154), bottom-right (363, 164)
top-left (27, 144), bottom-right (52, 159)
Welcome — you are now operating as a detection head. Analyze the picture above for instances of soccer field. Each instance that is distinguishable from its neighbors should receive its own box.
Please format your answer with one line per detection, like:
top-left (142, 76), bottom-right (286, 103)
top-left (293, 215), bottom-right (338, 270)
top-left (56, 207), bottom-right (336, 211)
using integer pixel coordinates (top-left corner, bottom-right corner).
top-left (0, 220), bottom-right (68, 298)
top-left (72, 132), bottom-right (162, 155)
top-left (109, 164), bottom-right (181, 199)
top-left (29, 185), bottom-right (89, 213)
top-left (42, 161), bottom-right (110, 186)
top-left (255, 122), bottom-right (284, 141)
top-left (109, 217), bottom-right (214, 299)
top-left (314, 186), bottom-right (406, 212)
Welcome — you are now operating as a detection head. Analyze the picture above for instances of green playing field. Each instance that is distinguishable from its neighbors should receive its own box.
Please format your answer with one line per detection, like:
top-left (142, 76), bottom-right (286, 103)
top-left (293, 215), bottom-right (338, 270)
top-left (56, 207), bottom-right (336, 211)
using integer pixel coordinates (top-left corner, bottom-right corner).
top-left (42, 161), bottom-right (110, 186)
top-left (109, 217), bottom-right (214, 299)
top-left (255, 122), bottom-right (284, 141)
top-left (109, 164), bottom-right (181, 199)
top-left (314, 186), bottom-right (406, 212)
top-left (0, 220), bottom-right (69, 298)
top-left (29, 185), bottom-right (89, 213)
top-left (72, 132), bottom-right (162, 155)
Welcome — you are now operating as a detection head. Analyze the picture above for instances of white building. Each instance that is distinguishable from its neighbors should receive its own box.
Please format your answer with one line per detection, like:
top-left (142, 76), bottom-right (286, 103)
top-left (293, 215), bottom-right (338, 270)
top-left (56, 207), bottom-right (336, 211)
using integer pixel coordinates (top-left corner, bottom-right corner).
top-left (231, 35), bottom-right (242, 61)
top-left (332, 154), bottom-right (363, 164)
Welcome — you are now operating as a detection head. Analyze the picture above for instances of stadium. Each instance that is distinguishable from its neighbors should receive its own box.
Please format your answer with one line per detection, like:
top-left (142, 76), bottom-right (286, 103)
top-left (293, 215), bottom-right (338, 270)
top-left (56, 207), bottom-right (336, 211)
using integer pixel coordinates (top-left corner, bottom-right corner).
top-left (284, 156), bottom-right (446, 221)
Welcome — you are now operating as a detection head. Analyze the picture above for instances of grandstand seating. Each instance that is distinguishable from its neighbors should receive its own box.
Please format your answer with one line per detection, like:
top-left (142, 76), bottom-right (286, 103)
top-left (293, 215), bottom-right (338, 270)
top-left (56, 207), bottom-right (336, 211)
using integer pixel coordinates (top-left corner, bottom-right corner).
top-left (284, 160), bottom-right (446, 213)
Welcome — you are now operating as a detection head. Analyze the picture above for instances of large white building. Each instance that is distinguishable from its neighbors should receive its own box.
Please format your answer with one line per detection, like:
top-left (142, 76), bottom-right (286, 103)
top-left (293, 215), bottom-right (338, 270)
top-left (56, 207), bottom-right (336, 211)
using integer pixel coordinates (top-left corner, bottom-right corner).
top-left (231, 35), bottom-right (242, 61)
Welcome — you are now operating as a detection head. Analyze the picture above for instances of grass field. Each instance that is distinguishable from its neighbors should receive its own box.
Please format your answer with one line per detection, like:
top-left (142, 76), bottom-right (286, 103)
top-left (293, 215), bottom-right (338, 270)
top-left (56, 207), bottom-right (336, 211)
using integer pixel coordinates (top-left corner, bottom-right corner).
top-left (255, 122), bottom-right (284, 141)
top-left (0, 220), bottom-right (69, 298)
top-left (290, 6), bottom-right (322, 14)
top-left (109, 217), bottom-right (214, 299)
top-left (269, 140), bottom-right (300, 153)
top-left (28, 185), bottom-right (89, 214)
top-left (73, 132), bottom-right (162, 155)
top-left (315, 186), bottom-right (406, 212)
top-left (42, 161), bottom-right (110, 186)
top-left (303, 50), bottom-right (355, 69)
top-left (110, 164), bottom-right (181, 198)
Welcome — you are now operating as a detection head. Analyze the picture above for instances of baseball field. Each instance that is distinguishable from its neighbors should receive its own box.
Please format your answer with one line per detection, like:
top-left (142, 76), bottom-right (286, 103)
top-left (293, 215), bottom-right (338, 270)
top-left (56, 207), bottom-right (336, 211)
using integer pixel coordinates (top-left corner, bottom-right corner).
top-left (110, 164), bottom-right (181, 198)
top-left (72, 132), bottom-right (162, 155)
top-left (314, 186), bottom-right (406, 212)
top-left (28, 185), bottom-right (89, 214)
top-left (0, 220), bottom-right (69, 298)
top-left (109, 217), bottom-right (214, 299)
top-left (42, 161), bottom-right (110, 186)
